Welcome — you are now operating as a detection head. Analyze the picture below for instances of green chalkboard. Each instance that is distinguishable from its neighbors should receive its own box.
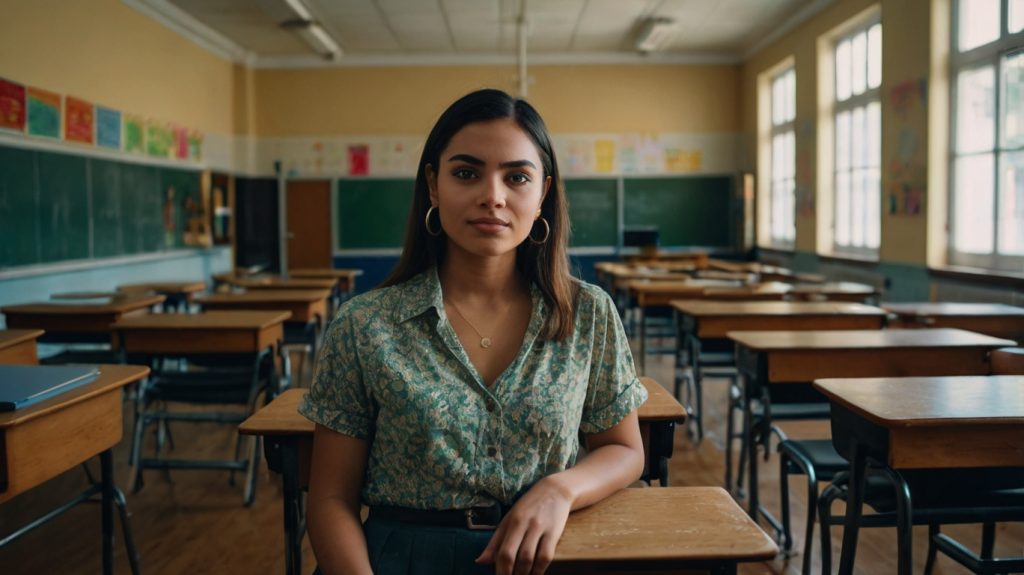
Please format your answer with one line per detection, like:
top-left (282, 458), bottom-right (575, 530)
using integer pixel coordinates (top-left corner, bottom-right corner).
top-left (564, 179), bottom-right (618, 247)
top-left (337, 179), bottom-right (414, 249)
top-left (37, 152), bottom-right (89, 263)
top-left (623, 176), bottom-right (734, 247)
top-left (160, 167), bottom-right (201, 248)
top-left (91, 159), bottom-right (123, 258)
top-left (0, 146), bottom-right (39, 266)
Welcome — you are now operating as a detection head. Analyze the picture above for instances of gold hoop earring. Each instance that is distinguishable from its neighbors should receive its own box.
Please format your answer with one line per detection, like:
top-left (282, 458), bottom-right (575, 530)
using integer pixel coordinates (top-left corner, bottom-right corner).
top-left (529, 217), bottom-right (550, 245)
top-left (424, 206), bottom-right (442, 237)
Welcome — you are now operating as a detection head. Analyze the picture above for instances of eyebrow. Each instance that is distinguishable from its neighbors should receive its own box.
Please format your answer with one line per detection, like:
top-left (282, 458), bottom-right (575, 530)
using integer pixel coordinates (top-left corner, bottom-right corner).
top-left (447, 154), bottom-right (537, 170)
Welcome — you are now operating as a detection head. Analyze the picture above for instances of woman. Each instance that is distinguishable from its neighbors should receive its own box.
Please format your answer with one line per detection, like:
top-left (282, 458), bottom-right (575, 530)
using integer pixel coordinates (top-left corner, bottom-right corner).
top-left (301, 88), bottom-right (647, 575)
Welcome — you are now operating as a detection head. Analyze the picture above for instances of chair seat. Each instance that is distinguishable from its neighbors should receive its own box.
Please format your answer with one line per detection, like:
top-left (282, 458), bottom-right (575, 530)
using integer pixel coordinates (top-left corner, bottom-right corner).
top-left (148, 370), bottom-right (262, 404)
top-left (754, 402), bottom-right (831, 420)
top-left (779, 439), bottom-right (848, 478)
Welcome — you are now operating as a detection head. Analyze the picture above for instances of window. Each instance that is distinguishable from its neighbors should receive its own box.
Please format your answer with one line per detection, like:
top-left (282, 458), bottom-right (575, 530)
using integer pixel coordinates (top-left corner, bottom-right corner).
top-left (769, 68), bottom-right (796, 246)
top-left (833, 21), bottom-right (882, 256)
top-left (950, 0), bottom-right (1024, 270)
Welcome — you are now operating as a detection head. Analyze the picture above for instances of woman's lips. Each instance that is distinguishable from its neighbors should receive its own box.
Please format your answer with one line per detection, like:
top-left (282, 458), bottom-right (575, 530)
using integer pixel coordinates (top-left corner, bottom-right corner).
top-left (469, 217), bottom-right (509, 234)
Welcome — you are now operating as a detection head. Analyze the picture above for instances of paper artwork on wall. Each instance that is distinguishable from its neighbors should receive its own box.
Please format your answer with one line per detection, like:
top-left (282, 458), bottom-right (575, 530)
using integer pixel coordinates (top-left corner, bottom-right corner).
top-left (64, 96), bottom-right (94, 144)
top-left (593, 139), bottom-right (616, 173)
top-left (188, 130), bottom-right (203, 161)
top-left (26, 87), bottom-right (61, 138)
top-left (174, 126), bottom-right (189, 159)
top-left (348, 144), bottom-right (369, 176)
top-left (124, 115), bottom-right (144, 153)
top-left (886, 78), bottom-right (928, 217)
top-left (96, 106), bottom-right (121, 149)
top-left (146, 121), bottom-right (173, 158)
top-left (0, 77), bottom-right (26, 132)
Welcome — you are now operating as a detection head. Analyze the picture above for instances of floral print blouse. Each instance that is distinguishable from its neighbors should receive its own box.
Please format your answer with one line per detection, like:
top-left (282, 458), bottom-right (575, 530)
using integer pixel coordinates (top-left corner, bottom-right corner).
top-left (299, 267), bottom-right (646, 510)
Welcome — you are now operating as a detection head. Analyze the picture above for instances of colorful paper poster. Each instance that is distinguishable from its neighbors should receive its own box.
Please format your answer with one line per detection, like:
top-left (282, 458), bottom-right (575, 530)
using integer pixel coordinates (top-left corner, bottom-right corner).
top-left (348, 144), bottom-right (369, 176)
top-left (665, 148), bottom-right (702, 172)
top-left (594, 139), bottom-right (615, 173)
top-left (188, 130), bottom-right (203, 161)
top-left (64, 96), bottom-right (94, 144)
top-left (26, 87), bottom-right (60, 138)
top-left (146, 121), bottom-right (173, 157)
top-left (124, 115), bottom-right (144, 153)
top-left (96, 106), bottom-right (121, 149)
top-left (0, 77), bottom-right (26, 132)
top-left (173, 126), bottom-right (188, 159)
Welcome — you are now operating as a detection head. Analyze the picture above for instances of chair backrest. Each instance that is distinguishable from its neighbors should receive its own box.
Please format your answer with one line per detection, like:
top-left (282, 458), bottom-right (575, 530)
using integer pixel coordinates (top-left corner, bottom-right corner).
top-left (991, 347), bottom-right (1024, 375)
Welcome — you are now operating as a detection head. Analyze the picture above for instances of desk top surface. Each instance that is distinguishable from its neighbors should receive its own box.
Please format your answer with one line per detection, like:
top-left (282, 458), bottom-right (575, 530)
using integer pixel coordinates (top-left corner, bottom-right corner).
top-left (198, 289), bottom-right (332, 304)
top-left (235, 277), bottom-right (338, 289)
top-left (50, 291), bottom-right (122, 300)
top-left (113, 310), bottom-right (291, 330)
top-left (288, 268), bottom-right (364, 279)
top-left (609, 269), bottom-right (692, 281)
top-left (0, 364), bottom-right (149, 429)
top-left (672, 301), bottom-right (886, 317)
top-left (788, 281), bottom-right (878, 294)
top-left (2, 294), bottom-right (166, 315)
top-left (882, 302), bottom-right (1024, 317)
top-left (627, 279), bottom-right (739, 294)
top-left (814, 375), bottom-right (1024, 427)
top-left (118, 281), bottom-right (207, 294)
top-left (728, 327), bottom-right (1015, 350)
top-left (240, 378), bottom-right (685, 436)
top-left (0, 329), bottom-right (45, 350)
top-left (554, 487), bottom-right (777, 564)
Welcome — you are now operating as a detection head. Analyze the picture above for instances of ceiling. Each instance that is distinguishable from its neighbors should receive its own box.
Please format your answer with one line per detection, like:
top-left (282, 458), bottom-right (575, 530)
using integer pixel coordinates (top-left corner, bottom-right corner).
top-left (142, 0), bottom-right (830, 66)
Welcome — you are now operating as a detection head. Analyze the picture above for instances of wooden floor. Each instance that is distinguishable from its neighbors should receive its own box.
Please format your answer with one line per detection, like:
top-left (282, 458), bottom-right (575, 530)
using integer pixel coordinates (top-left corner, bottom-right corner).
top-left (2, 342), bottom-right (1022, 574)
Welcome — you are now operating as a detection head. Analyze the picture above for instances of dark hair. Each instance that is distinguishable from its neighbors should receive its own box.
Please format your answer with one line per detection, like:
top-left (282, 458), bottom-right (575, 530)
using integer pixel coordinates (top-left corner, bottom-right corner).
top-left (380, 88), bottom-right (578, 341)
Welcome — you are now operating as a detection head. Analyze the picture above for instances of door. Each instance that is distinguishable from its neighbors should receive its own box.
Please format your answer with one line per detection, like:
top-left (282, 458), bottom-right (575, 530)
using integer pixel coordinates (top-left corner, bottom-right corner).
top-left (286, 180), bottom-right (333, 270)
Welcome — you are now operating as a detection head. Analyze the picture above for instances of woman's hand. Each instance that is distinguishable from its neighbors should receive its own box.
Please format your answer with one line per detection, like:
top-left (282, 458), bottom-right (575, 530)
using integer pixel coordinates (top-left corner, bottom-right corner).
top-left (475, 476), bottom-right (574, 575)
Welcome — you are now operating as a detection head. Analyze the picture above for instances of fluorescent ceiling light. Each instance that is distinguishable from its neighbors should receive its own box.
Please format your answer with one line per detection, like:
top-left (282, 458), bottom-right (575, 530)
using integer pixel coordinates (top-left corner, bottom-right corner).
top-left (308, 24), bottom-right (341, 58)
top-left (279, 0), bottom-right (342, 60)
top-left (635, 17), bottom-right (677, 53)
top-left (282, 0), bottom-right (312, 22)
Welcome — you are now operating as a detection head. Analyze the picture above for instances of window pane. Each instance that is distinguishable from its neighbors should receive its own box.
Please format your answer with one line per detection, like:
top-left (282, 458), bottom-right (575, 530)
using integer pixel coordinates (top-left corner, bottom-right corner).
top-left (1003, 51), bottom-right (1024, 148)
top-left (1012, 0), bottom-right (1024, 33)
top-left (785, 70), bottom-right (796, 122)
top-left (867, 24), bottom-right (882, 89)
top-left (958, 0), bottom-right (1001, 52)
top-left (773, 133), bottom-right (784, 178)
top-left (867, 167), bottom-right (881, 248)
top-left (773, 75), bottom-right (784, 126)
top-left (786, 130), bottom-right (795, 179)
top-left (836, 172), bottom-right (851, 246)
top-left (836, 39), bottom-right (852, 101)
top-left (851, 31), bottom-right (867, 96)
top-left (1000, 151), bottom-right (1024, 255)
top-left (852, 106), bottom-right (866, 168)
top-left (867, 101), bottom-right (881, 169)
top-left (954, 154), bottom-right (995, 253)
top-left (956, 65), bottom-right (995, 153)
top-left (836, 111), bottom-right (851, 170)
top-left (851, 168), bottom-right (866, 247)
top-left (785, 178), bottom-right (796, 241)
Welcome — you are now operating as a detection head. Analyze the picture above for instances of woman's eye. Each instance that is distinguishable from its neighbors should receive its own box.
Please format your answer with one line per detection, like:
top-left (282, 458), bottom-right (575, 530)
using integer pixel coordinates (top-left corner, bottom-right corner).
top-left (508, 173), bottom-right (531, 184)
top-left (453, 168), bottom-right (477, 179)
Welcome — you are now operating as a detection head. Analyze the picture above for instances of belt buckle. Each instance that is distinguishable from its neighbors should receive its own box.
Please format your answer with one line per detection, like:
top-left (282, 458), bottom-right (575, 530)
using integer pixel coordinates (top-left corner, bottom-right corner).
top-left (464, 506), bottom-right (500, 530)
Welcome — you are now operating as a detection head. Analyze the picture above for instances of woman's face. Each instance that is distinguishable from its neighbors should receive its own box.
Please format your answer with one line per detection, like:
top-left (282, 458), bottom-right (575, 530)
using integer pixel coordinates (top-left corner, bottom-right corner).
top-left (427, 118), bottom-right (551, 259)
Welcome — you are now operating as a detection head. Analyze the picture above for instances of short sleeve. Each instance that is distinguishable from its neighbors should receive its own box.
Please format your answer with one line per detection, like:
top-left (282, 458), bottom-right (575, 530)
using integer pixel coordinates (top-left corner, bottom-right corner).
top-left (579, 289), bottom-right (648, 434)
top-left (298, 310), bottom-right (376, 439)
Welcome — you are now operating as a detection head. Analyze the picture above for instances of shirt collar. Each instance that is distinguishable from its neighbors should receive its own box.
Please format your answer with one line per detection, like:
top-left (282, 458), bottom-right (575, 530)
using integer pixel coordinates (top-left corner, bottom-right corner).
top-left (393, 266), bottom-right (547, 326)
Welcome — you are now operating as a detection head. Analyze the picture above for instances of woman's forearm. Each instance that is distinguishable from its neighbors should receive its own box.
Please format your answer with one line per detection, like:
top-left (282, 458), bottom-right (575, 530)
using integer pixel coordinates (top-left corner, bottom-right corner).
top-left (544, 441), bottom-right (645, 511)
top-left (306, 497), bottom-right (373, 575)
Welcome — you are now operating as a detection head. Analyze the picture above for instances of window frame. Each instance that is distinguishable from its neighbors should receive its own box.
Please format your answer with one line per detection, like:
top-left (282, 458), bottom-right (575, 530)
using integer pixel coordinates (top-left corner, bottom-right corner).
top-left (768, 66), bottom-right (797, 248)
top-left (831, 17), bottom-right (883, 258)
top-left (948, 0), bottom-right (1024, 271)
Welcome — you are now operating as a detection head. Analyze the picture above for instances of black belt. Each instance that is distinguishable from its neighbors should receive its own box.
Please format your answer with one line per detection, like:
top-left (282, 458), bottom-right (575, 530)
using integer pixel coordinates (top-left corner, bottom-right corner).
top-left (369, 504), bottom-right (507, 530)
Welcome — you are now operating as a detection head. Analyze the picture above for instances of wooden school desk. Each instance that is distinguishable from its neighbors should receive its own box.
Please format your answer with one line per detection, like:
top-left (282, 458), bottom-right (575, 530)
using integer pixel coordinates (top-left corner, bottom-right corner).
top-left (118, 280), bottom-right (206, 312)
top-left (112, 311), bottom-right (290, 504)
top-left (549, 487), bottom-right (777, 574)
top-left (238, 378), bottom-right (687, 575)
top-left (224, 276), bottom-right (337, 291)
top-left (787, 281), bottom-right (879, 303)
top-left (0, 364), bottom-right (150, 575)
top-left (627, 280), bottom-right (782, 375)
top-left (624, 250), bottom-right (709, 269)
top-left (727, 328), bottom-right (1015, 520)
top-left (0, 329), bottom-right (44, 364)
top-left (670, 301), bottom-right (887, 441)
top-left (882, 302), bottom-right (1024, 343)
top-left (1, 294), bottom-right (166, 345)
top-left (288, 268), bottom-right (362, 296)
top-left (814, 376), bottom-right (1024, 575)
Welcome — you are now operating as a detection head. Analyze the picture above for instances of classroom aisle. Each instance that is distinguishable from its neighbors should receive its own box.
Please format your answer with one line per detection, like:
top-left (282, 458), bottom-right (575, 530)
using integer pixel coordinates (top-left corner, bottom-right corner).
top-left (1, 347), bottom-right (1022, 574)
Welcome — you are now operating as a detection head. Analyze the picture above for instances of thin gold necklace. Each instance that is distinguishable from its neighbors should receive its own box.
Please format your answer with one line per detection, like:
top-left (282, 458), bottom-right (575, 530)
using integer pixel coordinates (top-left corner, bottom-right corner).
top-left (445, 299), bottom-right (493, 349)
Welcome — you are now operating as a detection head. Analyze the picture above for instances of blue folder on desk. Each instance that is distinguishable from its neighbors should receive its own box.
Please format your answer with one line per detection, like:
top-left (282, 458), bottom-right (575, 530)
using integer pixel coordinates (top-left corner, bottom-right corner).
top-left (0, 365), bottom-right (101, 412)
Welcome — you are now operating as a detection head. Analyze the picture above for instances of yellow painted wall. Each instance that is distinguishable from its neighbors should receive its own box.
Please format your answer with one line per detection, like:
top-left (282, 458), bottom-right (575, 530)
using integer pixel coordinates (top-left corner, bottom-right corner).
top-left (0, 0), bottom-right (237, 135)
top-left (741, 0), bottom-right (935, 265)
top-left (253, 64), bottom-right (740, 137)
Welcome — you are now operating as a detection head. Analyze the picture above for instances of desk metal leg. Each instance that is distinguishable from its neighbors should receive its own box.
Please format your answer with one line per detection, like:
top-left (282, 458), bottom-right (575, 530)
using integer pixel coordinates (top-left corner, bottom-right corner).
top-left (281, 439), bottom-right (303, 575)
top-left (837, 443), bottom-right (867, 575)
top-left (745, 393), bottom-right (759, 518)
top-left (101, 449), bottom-right (114, 575)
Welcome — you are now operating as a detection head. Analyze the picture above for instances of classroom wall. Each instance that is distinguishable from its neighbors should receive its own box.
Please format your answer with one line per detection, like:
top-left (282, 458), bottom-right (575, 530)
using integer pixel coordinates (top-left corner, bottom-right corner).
top-left (0, 0), bottom-right (238, 138)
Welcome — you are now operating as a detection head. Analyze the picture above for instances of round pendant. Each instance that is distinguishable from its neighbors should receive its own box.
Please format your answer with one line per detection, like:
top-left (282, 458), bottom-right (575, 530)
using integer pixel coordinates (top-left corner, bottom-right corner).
top-left (480, 337), bottom-right (492, 349)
